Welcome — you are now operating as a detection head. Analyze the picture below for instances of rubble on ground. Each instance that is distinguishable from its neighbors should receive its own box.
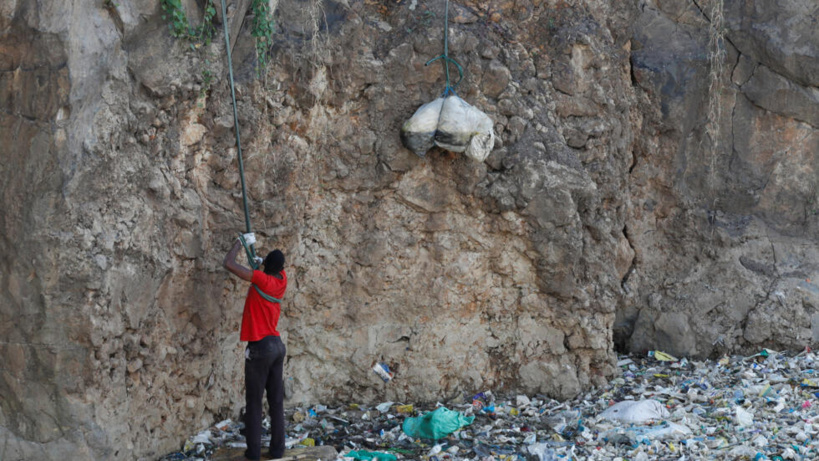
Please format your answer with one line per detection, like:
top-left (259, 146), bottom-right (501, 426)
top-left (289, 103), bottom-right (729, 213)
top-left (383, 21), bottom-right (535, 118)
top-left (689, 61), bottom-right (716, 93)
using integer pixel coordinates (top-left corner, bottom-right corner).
top-left (162, 349), bottom-right (819, 460)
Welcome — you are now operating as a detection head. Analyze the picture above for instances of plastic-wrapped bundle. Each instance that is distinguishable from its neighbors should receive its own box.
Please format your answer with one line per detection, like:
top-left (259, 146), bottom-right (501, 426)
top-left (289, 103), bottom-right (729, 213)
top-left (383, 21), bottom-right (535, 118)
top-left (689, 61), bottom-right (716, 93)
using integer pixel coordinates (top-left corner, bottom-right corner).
top-left (400, 98), bottom-right (445, 157)
top-left (400, 95), bottom-right (494, 161)
top-left (435, 95), bottom-right (495, 162)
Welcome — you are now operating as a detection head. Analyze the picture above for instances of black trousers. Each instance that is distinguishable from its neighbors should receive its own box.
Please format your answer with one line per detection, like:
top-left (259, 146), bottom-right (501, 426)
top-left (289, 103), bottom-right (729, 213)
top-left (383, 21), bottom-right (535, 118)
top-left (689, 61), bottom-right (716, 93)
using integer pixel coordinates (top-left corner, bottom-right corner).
top-left (244, 335), bottom-right (286, 460)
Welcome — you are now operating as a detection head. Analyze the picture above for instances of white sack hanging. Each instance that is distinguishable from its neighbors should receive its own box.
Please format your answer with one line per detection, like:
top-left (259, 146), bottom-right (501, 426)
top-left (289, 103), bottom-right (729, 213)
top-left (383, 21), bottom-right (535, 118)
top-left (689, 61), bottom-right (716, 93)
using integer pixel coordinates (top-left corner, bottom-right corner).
top-left (400, 95), bottom-right (495, 161)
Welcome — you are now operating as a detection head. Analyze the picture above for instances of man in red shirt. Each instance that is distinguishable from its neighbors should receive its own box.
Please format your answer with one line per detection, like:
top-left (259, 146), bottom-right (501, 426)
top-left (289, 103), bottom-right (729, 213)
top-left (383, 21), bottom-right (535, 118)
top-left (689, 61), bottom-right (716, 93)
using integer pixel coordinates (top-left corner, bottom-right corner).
top-left (223, 233), bottom-right (287, 461)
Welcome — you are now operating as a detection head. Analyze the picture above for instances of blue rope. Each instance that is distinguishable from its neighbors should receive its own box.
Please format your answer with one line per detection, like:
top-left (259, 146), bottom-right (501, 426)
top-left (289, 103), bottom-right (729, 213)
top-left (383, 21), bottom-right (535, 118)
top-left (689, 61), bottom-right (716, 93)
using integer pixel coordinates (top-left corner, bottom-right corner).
top-left (424, 0), bottom-right (463, 95)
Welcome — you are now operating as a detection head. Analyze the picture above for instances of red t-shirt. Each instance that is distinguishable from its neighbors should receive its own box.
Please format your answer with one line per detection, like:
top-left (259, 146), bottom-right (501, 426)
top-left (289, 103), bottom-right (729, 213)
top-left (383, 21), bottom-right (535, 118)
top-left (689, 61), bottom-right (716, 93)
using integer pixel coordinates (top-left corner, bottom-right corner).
top-left (240, 270), bottom-right (287, 342)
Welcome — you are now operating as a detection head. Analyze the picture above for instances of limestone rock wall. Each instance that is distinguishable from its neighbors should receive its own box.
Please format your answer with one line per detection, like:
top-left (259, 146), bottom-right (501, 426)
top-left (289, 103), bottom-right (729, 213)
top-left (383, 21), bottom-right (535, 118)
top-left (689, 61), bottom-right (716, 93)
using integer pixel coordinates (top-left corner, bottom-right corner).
top-left (617, 0), bottom-right (819, 358)
top-left (1, 0), bottom-right (817, 459)
top-left (1, 0), bottom-right (637, 458)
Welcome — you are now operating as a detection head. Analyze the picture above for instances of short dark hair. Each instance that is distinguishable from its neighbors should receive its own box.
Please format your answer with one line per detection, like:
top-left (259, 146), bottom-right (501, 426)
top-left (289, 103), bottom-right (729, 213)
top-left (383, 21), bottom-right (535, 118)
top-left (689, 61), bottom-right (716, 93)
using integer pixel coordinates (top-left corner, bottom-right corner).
top-left (263, 250), bottom-right (285, 275)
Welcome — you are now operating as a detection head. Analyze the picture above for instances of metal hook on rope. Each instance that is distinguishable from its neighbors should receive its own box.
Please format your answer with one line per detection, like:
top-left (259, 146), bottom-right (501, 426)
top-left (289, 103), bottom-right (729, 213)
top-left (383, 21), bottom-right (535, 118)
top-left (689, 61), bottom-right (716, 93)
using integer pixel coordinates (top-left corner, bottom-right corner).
top-left (424, 0), bottom-right (463, 95)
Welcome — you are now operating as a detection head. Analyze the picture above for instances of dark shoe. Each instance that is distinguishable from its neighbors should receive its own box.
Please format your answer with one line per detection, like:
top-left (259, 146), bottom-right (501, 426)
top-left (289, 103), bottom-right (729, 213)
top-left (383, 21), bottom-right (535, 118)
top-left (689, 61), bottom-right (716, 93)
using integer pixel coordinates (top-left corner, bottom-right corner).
top-left (228, 456), bottom-right (256, 461)
top-left (242, 449), bottom-right (261, 461)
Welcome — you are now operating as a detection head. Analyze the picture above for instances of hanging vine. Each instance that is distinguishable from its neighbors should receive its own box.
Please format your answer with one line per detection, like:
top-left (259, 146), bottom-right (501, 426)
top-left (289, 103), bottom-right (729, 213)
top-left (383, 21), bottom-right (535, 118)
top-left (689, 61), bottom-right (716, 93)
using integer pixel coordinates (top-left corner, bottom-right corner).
top-left (161, 0), bottom-right (191, 38)
top-left (198, 0), bottom-right (218, 45)
top-left (249, 0), bottom-right (276, 75)
top-left (160, 0), bottom-right (276, 77)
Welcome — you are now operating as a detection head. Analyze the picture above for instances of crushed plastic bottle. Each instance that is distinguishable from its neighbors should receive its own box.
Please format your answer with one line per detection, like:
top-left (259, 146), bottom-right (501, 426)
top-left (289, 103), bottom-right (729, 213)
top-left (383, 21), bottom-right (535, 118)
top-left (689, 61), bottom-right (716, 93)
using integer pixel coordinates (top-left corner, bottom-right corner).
top-left (372, 363), bottom-right (393, 383)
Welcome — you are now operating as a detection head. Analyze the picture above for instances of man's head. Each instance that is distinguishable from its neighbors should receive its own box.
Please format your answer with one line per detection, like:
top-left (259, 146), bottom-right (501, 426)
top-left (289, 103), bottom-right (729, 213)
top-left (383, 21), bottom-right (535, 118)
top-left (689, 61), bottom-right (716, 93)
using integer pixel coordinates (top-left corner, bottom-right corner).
top-left (263, 249), bottom-right (285, 275)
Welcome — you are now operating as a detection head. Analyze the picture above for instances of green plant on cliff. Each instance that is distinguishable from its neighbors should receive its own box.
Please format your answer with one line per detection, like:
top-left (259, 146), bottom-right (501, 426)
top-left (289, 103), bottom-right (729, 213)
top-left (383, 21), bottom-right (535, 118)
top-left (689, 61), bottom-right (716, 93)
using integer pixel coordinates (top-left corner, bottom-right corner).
top-left (161, 0), bottom-right (218, 45)
top-left (199, 57), bottom-right (214, 103)
top-left (197, 0), bottom-right (218, 46)
top-left (160, 0), bottom-right (275, 77)
top-left (161, 0), bottom-right (191, 38)
top-left (250, 0), bottom-right (276, 75)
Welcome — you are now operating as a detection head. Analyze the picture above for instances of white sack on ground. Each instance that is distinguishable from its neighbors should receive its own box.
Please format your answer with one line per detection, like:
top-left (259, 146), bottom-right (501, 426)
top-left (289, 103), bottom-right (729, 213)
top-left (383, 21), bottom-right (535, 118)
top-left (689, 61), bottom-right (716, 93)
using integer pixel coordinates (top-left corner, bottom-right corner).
top-left (628, 421), bottom-right (693, 442)
top-left (400, 97), bottom-right (445, 157)
top-left (599, 399), bottom-right (670, 423)
top-left (435, 95), bottom-right (495, 162)
top-left (400, 95), bottom-right (495, 161)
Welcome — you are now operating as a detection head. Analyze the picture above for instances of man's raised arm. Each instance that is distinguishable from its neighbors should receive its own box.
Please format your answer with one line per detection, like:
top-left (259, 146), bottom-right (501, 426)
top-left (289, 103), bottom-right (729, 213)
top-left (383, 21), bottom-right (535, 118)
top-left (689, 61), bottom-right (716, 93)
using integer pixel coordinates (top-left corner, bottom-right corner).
top-left (223, 238), bottom-right (254, 282)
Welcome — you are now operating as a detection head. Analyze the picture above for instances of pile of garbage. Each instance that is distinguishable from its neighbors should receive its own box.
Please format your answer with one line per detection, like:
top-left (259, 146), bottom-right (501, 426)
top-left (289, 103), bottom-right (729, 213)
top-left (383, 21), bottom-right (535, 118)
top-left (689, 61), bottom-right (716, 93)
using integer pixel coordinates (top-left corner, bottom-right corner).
top-left (162, 348), bottom-right (819, 460)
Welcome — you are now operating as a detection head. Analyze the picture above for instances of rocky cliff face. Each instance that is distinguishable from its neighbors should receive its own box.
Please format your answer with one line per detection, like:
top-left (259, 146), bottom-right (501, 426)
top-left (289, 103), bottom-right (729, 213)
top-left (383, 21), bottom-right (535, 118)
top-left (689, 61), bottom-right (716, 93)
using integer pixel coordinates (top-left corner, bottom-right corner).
top-left (0, 0), bottom-right (816, 459)
top-left (618, 0), bottom-right (819, 358)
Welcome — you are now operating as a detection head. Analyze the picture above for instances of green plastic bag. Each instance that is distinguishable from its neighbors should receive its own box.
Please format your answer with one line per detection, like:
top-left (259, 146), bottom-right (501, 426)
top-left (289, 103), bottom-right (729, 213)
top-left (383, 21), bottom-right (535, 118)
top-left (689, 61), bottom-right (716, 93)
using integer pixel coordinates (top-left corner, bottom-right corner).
top-left (402, 407), bottom-right (475, 440)
top-left (345, 450), bottom-right (397, 461)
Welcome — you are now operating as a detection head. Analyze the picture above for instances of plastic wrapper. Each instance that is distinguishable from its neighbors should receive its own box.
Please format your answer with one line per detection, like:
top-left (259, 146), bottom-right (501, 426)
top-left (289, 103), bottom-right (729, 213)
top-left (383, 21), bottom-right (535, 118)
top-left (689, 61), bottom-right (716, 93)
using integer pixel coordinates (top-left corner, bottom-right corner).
top-left (402, 407), bottom-right (475, 440)
top-left (344, 449), bottom-right (397, 460)
top-left (735, 406), bottom-right (754, 427)
top-left (599, 399), bottom-right (669, 423)
top-left (527, 443), bottom-right (559, 461)
top-left (604, 421), bottom-right (692, 444)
